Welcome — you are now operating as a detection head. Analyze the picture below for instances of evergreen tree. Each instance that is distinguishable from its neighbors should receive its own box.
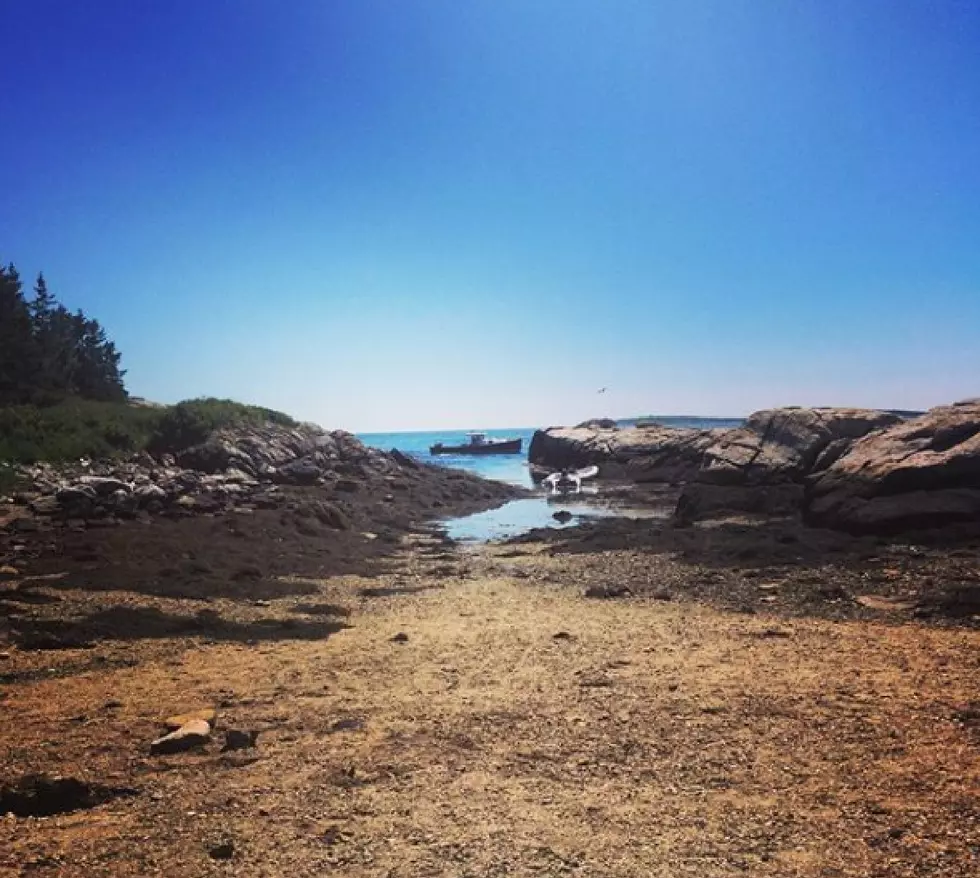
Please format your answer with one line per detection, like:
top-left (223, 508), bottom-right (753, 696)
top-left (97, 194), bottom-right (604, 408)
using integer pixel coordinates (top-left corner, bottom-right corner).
top-left (0, 263), bottom-right (40, 404)
top-left (30, 272), bottom-right (55, 322)
top-left (0, 259), bottom-right (127, 405)
top-left (30, 272), bottom-right (61, 399)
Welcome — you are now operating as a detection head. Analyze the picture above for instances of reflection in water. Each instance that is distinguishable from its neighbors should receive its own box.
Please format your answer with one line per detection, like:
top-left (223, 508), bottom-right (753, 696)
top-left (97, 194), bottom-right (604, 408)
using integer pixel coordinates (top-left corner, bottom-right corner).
top-left (443, 496), bottom-right (652, 543)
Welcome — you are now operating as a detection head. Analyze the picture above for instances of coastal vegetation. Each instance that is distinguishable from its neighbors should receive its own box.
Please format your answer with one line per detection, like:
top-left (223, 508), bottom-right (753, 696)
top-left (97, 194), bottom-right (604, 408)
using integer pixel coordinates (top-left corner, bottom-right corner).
top-left (0, 257), bottom-right (296, 464)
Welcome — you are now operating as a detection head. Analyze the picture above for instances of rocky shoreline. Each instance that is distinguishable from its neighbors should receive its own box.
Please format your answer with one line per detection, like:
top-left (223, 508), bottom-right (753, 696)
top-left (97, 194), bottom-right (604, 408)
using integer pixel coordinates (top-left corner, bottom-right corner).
top-left (1, 413), bottom-right (978, 874)
top-left (529, 400), bottom-right (980, 535)
top-left (3, 422), bottom-right (517, 530)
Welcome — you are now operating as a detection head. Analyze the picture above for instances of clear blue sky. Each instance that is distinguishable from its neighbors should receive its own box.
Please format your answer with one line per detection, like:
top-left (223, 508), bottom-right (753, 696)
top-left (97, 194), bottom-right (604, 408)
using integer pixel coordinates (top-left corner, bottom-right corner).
top-left (2, 1), bottom-right (978, 431)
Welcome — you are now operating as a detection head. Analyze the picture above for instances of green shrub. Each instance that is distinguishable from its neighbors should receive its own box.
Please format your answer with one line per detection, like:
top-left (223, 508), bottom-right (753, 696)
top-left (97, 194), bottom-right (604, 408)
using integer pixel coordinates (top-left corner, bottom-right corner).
top-left (148, 398), bottom-right (297, 452)
top-left (0, 398), bottom-right (162, 463)
top-left (0, 396), bottom-right (298, 464)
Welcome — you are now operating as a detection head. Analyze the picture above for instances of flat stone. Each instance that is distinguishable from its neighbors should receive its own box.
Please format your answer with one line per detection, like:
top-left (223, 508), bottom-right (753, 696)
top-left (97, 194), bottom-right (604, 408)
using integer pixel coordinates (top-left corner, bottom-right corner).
top-left (163, 708), bottom-right (216, 731)
top-left (151, 719), bottom-right (212, 754)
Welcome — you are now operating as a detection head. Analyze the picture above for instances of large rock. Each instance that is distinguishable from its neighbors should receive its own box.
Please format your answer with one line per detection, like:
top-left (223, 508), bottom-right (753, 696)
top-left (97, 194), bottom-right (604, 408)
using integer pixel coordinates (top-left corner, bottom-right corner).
top-left (675, 483), bottom-right (805, 525)
top-left (697, 408), bottom-right (901, 486)
top-left (528, 424), bottom-right (720, 483)
top-left (672, 407), bottom-right (901, 523)
top-left (74, 476), bottom-right (131, 496)
top-left (805, 400), bottom-right (980, 533)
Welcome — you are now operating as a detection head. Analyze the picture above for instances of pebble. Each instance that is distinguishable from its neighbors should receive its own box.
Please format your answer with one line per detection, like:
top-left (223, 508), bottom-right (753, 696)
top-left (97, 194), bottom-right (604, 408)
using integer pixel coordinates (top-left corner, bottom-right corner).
top-left (208, 840), bottom-right (235, 860)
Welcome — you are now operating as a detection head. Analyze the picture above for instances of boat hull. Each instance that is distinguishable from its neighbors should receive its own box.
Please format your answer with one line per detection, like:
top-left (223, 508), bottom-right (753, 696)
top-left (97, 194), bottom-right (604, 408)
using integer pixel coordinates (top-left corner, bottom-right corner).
top-left (429, 438), bottom-right (523, 456)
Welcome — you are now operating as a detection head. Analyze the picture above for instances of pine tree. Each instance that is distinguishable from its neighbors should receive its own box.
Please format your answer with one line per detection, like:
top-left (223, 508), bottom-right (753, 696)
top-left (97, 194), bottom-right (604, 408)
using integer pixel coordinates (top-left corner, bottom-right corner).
top-left (30, 272), bottom-right (61, 399)
top-left (30, 272), bottom-right (55, 323)
top-left (0, 259), bottom-right (127, 405)
top-left (0, 263), bottom-right (40, 404)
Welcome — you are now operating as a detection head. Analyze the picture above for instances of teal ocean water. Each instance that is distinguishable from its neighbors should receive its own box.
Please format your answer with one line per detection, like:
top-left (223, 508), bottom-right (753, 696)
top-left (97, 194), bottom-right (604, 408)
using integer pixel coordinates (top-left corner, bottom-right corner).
top-left (359, 417), bottom-right (743, 489)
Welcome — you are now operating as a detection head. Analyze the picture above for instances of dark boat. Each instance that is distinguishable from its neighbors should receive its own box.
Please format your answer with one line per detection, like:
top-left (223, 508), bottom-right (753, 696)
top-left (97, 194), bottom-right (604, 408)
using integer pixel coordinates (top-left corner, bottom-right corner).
top-left (429, 432), bottom-right (523, 456)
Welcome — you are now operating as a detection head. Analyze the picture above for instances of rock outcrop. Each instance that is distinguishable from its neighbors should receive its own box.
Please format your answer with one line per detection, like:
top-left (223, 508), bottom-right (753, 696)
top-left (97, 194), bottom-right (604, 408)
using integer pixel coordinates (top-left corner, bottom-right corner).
top-left (3, 422), bottom-right (514, 527)
top-left (674, 407), bottom-right (902, 523)
top-left (804, 400), bottom-right (980, 533)
top-left (530, 408), bottom-right (898, 490)
top-left (696, 408), bottom-right (902, 486)
top-left (531, 407), bottom-right (901, 515)
top-left (528, 424), bottom-right (721, 483)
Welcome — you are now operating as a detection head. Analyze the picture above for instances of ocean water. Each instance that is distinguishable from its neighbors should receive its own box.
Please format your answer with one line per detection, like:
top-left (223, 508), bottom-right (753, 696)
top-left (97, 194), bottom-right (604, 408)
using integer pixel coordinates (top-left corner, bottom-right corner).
top-left (359, 417), bottom-right (744, 489)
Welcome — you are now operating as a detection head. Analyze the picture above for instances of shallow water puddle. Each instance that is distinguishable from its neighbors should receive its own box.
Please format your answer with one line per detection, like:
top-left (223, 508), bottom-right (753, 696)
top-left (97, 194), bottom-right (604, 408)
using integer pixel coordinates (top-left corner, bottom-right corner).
top-left (443, 497), bottom-right (652, 543)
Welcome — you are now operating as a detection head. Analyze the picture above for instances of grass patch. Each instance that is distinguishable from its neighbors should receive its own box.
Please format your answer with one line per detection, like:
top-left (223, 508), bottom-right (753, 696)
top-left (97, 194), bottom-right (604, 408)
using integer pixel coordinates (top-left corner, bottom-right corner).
top-left (0, 397), bottom-right (299, 464)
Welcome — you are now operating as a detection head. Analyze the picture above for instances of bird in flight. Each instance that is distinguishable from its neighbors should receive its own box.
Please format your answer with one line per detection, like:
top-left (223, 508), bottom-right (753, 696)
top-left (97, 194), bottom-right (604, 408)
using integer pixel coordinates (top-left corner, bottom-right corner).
top-left (597, 387), bottom-right (607, 394)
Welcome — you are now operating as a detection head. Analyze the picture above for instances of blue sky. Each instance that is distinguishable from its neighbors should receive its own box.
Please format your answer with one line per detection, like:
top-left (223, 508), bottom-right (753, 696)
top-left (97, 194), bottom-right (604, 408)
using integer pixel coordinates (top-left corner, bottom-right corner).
top-left (2, 1), bottom-right (978, 431)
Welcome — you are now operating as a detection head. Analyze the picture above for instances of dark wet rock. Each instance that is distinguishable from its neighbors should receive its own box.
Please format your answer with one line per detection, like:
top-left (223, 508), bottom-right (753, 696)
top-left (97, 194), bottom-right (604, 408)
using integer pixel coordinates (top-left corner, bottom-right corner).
top-left (675, 483), bottom-right (804, 524)
top-left (208, 840), bottom-right (235, 860)
top-left (915, 583), bottom-right (980, 619)
top-left (29, 495), bottom-right (62, 516)
top-left (277, 459), bottom-right (321, 486)
top-left (75, 476), bottom-right (130, 496)
top-left (221, 729), bottom-right (259, 751)
top-left (584, 584), bottom-right (632, 599)
top-left (552, 510), bottom-right (574, 523)
top-left (391, 449), bottom-right (419, 468)
top-left (328, 717), bottom-right (365, 733)
top-left (309, 501), bottom-right (350, 530)
top-left (805, 401), bottom-right (980, 533)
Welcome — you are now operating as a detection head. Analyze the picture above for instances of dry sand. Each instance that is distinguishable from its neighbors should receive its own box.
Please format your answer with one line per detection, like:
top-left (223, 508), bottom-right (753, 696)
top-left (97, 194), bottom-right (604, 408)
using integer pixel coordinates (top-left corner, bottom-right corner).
top-left (1, 527), bottom-right (978, 877)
